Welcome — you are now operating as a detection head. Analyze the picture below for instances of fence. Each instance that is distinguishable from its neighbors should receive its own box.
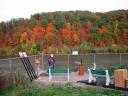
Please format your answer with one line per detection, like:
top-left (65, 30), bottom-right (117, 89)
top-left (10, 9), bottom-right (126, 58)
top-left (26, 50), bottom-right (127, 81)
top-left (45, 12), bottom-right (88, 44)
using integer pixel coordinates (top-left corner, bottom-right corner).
top-left (0, 53), bottom-right (128, 74)
top-left (0, 53), bottom-right (128, 90)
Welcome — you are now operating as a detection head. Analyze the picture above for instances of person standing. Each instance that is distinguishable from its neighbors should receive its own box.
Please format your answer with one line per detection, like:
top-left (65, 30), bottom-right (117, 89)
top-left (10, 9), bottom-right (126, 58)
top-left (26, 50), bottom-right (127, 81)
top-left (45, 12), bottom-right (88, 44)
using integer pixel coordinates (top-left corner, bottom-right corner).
top-left (35, 57), bottom-right (41, 75)
top-left (48, 54), bottom-right (55, 69)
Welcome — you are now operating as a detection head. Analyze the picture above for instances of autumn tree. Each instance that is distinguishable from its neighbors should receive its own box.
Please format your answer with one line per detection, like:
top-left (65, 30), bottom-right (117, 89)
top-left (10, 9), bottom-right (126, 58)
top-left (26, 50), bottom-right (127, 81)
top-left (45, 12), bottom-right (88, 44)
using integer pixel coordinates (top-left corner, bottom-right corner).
top-left (46, 23), bottom-right (54, 33)
top-left (0, 22), bottom-right (6, 33)
top-left (1, 32), bottom-right (10, 48)
top-left (41, 14), bottom-right (51, 33)
top-left (124, 30), bottom-right (128, 44)
top-left (114, 21), bottom-right (120, 34)
top-left (79, 29), bottom-right (91, 41)
top-left (61, 29), bottom-right (71, 45)
top-left (94, 19), bottom-right (106, 28)
top-left (84, 21), bottom-right (93, 28)
top-left (33, 25), bottom-right (43, 38)
top-left (53, 12), bottom-right (66, 32)
top-left (20, 31), bottom-right (28, 44)
top-left (71, 33), bottom-right (80, 46)
top-left (28, 19), bottom-right (37, 30)
top-left (65, 11), bottom-right (80, 31)
top-left (10, 32), bottom-right (20, 47)
top-left (80, 41), bottom-right (93, 53)
top-left (31, 13), bottom-right (41, 20)
top-left (44, 32), bottom-right (56, 46)
top-left (1, 10), bottom-right (128, 55)
top-left (90, 27), bottom-right (101, 46)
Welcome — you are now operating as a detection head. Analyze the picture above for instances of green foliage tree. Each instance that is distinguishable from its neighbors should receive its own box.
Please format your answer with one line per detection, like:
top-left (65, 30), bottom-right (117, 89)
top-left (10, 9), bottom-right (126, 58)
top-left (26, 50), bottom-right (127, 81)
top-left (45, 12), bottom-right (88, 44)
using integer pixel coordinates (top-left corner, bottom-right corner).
top-left (0, 22), bottom-right (6, 33)
top-left (94, 19), bottom-right (106, 27)
top-left (90, 27), bottom-right (101, 46)
top-left (53, 18), bottom-right (66, 30)
top-left (31, 13), bottom-right (40, 20)
top-left (62, 45), bottom-right (70, 54)
top-left (41, 14), bottom-right (51, 32)
top-left (80, 42), bottom-right (93, 53)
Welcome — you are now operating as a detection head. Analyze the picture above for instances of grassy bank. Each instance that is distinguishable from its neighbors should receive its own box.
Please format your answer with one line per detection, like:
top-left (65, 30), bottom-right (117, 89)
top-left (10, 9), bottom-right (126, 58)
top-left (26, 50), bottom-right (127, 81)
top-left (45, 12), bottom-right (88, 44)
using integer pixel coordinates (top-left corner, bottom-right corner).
top-left (0, 84), bottom-right (127, 96)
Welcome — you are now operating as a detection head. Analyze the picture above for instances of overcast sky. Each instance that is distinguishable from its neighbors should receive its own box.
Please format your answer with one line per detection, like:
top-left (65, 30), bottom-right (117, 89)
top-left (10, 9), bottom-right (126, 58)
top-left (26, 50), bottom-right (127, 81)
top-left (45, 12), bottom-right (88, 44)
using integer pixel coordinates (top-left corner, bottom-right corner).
top-left (0, 0), bottom-right (128, 22)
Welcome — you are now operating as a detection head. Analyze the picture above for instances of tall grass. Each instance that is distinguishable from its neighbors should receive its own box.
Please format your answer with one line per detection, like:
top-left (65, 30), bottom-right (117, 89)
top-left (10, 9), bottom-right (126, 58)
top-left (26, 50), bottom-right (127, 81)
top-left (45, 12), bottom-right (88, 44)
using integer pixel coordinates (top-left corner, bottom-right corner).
top-left (0, 69), bottom-right (30, 91)
top-left (0, 84), bottom-right (127, 96)
top-left (0, 70), bottom-right (127, 96)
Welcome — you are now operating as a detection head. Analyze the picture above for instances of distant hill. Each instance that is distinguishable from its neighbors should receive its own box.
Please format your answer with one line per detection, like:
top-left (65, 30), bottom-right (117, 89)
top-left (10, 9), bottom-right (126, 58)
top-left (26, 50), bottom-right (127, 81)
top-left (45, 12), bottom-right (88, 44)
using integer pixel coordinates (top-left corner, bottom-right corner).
top-left (0, 10), bottom-right (128, 57)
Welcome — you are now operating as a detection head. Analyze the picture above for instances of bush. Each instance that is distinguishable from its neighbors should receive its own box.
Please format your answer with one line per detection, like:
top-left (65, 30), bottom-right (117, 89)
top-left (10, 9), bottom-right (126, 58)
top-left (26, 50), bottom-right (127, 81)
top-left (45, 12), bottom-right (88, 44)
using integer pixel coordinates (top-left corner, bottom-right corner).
top-left (2, 47), bottom-right (13, 57)
top-left (111, 44), bottom-right (119, 53)
top-left (118, 64), bottom-right (127, 69)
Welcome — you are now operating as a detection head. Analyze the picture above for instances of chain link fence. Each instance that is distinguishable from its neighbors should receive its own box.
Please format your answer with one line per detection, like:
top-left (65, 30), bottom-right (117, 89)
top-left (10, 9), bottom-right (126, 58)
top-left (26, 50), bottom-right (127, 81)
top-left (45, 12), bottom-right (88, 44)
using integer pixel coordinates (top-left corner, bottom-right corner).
top-left (0, 53), bottom-right (128, 90)
top-left (0, 53), bottom-right (128, 73)
top-left (0, 53), bottom-right (128, 89)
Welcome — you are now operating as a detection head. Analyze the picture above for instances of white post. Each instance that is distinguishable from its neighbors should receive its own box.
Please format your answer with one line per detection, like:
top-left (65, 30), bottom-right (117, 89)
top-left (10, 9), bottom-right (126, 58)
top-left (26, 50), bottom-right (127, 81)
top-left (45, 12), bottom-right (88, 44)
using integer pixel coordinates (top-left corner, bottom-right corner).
top-left (92, 54), bottom-right (96, 70)
top-left (105, 70), bottom-right (110, 86)
top-left (67, 68), bottom-right (69, 81)
top-left (42, 54), bottom-right (44, 70)
top-left (88, 69), bottom-right (93, 83)
top-left (67, 54), bottom-right (70, 81)
top-left (93, 62), bottom-right (96, 70)
top-left (49, 68), bottom-right (52, 81)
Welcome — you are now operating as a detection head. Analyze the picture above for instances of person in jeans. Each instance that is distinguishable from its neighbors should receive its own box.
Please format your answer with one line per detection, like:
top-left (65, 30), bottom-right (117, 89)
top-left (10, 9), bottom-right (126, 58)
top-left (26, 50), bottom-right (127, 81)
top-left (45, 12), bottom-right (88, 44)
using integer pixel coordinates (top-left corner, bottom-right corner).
top-left (48, 54), bottom-right (55, 69)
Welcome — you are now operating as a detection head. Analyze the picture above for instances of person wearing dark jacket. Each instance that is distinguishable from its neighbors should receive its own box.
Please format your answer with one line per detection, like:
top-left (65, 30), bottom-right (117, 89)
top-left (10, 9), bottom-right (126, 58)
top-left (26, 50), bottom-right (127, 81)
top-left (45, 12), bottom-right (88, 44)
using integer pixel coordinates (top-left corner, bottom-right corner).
top-left (48, 54), bottom-right (55, 69)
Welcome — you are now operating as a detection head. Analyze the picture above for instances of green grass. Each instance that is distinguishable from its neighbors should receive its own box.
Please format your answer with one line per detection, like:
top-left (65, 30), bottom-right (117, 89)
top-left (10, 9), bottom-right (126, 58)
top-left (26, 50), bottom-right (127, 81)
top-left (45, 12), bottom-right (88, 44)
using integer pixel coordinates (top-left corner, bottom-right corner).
top-left (0, 84), bottom-right (127, 96)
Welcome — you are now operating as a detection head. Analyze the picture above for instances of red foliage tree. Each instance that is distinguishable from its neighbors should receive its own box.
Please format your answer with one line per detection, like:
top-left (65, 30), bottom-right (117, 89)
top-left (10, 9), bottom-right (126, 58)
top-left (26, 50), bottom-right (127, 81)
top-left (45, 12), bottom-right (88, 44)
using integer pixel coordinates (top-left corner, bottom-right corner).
top-left (79, 29), bottom-right (91, 41)
top-left (61, 29), bottom-right (71, 44)
top-left (124, 31), bottom-right (128, 43)
top-left (61, 29), bottom-right (71, 36)
top-left (1, 33), bottom-right (10, 48)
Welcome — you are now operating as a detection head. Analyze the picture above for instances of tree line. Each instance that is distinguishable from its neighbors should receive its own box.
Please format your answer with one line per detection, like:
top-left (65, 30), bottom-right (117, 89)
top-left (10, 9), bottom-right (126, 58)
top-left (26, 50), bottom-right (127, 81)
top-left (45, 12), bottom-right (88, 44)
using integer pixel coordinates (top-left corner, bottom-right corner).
top-left (0, 10), bottom-right (128, 57)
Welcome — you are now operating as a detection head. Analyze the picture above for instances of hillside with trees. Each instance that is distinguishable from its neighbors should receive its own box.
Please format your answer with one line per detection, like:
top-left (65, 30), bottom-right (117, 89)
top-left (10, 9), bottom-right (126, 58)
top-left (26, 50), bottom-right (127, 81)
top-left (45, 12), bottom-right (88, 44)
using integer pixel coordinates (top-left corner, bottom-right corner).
top-left (0, 10), bottom-right (128, 57)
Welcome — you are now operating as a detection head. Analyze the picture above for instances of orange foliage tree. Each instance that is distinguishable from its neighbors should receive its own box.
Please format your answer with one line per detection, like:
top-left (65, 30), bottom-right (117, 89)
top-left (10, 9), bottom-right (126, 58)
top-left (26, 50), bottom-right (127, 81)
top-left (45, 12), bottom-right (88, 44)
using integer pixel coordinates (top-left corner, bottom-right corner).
top-left (20, 31), bottom-right (28, 44)
top-left (44, 32), bottom-right (56, 46)
top-left (71, 33), bottom-right (80, 46)
top-left (46, 23), bottom-right (54, 33)
top-left (100, 25), bottom-right (108, 33)
top-left (79, 29), bottom-right (91, 41)
top-left (33, 25), bottom-right (43, 38)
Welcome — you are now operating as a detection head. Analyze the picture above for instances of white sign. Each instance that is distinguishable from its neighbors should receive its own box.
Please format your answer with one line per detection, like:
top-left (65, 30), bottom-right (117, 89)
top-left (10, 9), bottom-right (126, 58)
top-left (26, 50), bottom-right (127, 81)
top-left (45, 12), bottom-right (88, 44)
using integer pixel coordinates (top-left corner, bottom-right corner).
top-left (72, 51), bottom-right (78, 55)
